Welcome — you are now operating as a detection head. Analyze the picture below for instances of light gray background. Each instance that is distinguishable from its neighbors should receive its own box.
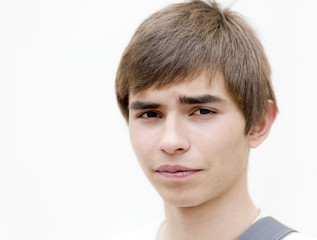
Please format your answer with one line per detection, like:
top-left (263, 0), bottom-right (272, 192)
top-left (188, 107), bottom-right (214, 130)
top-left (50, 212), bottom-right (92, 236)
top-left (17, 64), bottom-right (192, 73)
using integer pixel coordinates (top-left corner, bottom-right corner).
top-left (0, 0), bottom-right (316, 239)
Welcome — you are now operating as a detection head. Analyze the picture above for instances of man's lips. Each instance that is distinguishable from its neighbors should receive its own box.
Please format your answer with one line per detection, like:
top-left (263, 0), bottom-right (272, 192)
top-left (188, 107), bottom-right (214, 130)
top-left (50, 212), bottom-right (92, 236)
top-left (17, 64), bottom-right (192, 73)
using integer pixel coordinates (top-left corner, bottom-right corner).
top-left (156, 164), bottom-right (200, 173)
top-left (156, 165), bottom-right (202, 179)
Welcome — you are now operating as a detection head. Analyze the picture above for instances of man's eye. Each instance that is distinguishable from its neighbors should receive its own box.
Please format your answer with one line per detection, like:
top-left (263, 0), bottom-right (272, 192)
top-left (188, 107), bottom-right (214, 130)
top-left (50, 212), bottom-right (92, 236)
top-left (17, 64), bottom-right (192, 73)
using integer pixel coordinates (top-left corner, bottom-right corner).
top-left (139, 111), bottom-right (161, 118)
top-left (193, 108), bottom-right (215, 115)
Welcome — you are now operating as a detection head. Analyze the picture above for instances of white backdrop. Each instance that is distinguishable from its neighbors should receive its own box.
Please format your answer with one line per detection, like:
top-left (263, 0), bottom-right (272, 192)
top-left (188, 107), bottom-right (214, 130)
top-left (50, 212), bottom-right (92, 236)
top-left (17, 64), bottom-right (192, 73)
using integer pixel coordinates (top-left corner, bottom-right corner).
top-left (0, 0), bottom-right (316, 239)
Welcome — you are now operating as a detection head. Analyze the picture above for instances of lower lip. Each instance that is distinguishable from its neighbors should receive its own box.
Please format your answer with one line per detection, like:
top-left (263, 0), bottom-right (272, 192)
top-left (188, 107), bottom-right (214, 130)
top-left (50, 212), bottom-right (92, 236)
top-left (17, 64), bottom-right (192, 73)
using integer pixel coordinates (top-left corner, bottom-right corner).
top-left (157, 170), bottom-right (201, 180)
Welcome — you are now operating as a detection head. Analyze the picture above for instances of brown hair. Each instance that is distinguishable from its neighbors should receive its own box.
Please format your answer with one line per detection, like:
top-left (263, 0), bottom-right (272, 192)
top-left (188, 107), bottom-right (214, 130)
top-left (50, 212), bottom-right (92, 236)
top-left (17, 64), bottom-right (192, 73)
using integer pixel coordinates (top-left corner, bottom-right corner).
top-left (115, 0), bottom-right (277, 134)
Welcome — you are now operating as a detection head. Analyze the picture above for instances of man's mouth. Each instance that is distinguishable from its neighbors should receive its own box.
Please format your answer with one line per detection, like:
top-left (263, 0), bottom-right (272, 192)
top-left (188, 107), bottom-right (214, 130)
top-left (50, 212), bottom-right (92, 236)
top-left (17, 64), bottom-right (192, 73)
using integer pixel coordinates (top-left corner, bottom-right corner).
top-left (156, 165), bottom-right (202, 180)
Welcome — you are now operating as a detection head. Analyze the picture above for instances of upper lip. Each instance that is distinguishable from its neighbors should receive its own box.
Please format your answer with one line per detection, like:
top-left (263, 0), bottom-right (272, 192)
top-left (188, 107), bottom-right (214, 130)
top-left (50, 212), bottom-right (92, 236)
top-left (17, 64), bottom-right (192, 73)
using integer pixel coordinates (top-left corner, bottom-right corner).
top-left (156, 165), bottom-right (201, 173)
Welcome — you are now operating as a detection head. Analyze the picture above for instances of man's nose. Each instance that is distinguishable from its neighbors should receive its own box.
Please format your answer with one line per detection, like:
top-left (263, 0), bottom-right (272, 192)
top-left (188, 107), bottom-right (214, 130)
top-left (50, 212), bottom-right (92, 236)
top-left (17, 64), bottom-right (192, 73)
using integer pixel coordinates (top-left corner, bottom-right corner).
top-left (159, 114), bottom-right (190, 154)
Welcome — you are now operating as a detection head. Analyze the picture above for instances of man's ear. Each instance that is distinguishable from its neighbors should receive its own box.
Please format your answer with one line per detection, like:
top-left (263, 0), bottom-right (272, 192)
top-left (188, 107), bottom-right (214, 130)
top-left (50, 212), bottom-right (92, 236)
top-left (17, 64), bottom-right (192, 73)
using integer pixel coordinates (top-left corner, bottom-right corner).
top-left (248, 100), bottom-right (277, 149)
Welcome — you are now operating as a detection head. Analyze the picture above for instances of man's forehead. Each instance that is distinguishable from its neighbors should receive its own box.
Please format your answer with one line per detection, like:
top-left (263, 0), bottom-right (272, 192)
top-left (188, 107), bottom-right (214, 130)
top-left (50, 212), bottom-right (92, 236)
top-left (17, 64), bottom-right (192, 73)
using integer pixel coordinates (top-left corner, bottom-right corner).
top-left (129, 72), bottom-right (227, 100)
top-left (128, 74), bottom-right (232, 109)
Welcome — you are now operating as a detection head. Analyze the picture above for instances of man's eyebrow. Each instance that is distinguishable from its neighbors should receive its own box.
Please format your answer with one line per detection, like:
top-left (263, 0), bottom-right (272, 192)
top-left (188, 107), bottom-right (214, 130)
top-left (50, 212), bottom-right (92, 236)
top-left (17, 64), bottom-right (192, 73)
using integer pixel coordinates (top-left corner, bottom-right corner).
top-left (179, 94), bottom-right (227, 104)
top-left (129, 101), bottom-right (161, 110)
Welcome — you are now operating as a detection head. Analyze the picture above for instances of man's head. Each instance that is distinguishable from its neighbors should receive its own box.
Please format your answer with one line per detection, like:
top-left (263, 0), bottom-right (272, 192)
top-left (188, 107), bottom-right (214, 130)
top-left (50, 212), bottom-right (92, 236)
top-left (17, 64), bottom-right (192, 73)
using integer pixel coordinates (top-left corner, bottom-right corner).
top-left (116, 0), bottom-right (277, 134)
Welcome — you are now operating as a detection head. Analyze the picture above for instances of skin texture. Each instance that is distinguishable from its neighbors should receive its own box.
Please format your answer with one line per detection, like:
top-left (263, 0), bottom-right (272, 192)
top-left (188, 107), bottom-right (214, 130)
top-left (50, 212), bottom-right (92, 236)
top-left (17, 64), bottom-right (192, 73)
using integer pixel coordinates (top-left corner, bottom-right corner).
top-left (128, 73), bottom-right (276, 240)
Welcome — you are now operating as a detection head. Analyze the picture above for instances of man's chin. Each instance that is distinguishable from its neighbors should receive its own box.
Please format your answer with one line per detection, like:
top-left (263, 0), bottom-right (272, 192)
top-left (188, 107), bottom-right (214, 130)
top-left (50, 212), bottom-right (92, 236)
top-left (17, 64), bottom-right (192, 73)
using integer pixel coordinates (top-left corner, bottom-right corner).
top-left (162, 195), bottom-right (205, 208)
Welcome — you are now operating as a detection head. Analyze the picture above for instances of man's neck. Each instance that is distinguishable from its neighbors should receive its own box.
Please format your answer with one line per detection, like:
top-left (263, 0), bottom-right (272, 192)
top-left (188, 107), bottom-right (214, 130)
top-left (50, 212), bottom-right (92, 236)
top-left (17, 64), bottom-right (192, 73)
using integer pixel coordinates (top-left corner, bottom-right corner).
top-left (159, 175), bottom-right (259, 240)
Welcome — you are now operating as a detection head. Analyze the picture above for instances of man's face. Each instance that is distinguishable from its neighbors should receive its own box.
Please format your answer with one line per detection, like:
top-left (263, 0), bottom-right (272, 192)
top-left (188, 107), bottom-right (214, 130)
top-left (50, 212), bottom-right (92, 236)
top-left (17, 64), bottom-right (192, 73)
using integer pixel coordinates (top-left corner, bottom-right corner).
top-left (128, 73), bottom-right (251, 207)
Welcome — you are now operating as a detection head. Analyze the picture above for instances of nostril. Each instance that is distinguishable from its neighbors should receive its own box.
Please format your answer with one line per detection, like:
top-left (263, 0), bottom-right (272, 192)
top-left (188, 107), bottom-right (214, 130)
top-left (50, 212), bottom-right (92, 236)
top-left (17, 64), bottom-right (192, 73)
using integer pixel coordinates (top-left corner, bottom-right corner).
top-left (161, 146), bottom-right (187, 154)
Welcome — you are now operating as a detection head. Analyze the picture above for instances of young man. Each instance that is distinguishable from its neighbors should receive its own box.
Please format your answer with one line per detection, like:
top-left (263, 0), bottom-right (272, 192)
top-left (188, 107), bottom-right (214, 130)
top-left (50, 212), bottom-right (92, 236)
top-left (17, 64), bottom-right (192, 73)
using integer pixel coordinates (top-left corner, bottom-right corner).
top-left (114, 1), bottom-right (314, 239)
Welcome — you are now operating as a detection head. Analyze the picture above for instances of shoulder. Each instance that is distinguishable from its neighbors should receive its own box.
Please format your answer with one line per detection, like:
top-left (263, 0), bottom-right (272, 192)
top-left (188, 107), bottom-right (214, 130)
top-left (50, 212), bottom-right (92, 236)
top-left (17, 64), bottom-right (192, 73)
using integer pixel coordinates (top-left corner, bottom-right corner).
top-left (251, 214), bottom-right (316, 240)
top-left (285, 232), bottom-right (316, 240)
top-left (254, 213), bottom-right (315, 240)
top-left (110, 221), bottom-right (162, 240)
